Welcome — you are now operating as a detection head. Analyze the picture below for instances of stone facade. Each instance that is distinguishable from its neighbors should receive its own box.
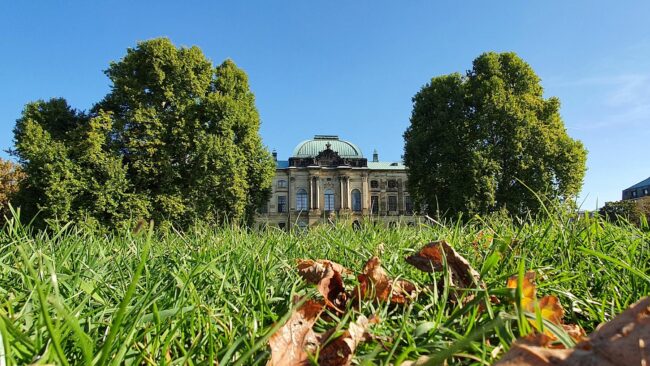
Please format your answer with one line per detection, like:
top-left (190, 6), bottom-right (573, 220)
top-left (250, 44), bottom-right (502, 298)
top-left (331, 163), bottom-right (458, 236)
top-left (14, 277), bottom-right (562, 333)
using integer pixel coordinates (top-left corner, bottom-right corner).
top-left (256, 135), bottom-right (417, 229)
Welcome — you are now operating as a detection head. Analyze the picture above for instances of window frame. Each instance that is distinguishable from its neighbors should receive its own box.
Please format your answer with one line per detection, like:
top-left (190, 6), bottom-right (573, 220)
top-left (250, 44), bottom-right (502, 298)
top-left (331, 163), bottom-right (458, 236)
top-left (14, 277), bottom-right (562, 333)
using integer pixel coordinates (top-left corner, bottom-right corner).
top-left (277, 195), bottom-right (287, 213)
top-left (351, 189), bottom-right (362, 212)
top-left (370, 195), bottom-right (379, 214)
top-left (324, 189), bottom-right (335, 211)
top-left (296, 189), bottom-right (308, 211)
top-left (404, 195), bottom-right (413, 214)
top-left (388, 195), bottom-right (398, 212)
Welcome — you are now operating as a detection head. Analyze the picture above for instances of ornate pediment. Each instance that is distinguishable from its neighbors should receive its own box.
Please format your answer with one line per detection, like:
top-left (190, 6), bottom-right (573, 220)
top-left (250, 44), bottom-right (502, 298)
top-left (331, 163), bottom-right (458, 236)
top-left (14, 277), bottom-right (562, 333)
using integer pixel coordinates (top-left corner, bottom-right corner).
top-left (314, 143), bottom-right (348, 167)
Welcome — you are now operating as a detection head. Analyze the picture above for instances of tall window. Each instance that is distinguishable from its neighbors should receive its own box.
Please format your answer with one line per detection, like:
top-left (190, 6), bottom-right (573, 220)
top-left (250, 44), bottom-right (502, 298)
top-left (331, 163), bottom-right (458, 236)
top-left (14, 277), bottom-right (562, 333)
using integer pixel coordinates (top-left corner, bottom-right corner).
top-left (277, 180), bottom-right (287, 188)
top-left (388, 196), bottom-right (397, 212)
top-left (324, 189), bottom-right (335, 211)
top-left (351, 189), bottom-right (361, 211)
top-left (296, 189), bottom-right (308, 211)
top-left (277, 195), bottom-right (287, 213)
top-left (371, 196), bottom-right (379, 214)
top-left (405, 196), bottom-right (413, 214)
top-left (632, 190), bottom-right (638, 198)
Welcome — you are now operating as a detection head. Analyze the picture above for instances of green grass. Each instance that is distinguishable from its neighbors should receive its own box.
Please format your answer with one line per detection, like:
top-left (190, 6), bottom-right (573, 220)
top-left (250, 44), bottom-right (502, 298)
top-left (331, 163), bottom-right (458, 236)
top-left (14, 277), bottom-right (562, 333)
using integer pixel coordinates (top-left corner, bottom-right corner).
top-left (0, 210), bottom-right (648, 365)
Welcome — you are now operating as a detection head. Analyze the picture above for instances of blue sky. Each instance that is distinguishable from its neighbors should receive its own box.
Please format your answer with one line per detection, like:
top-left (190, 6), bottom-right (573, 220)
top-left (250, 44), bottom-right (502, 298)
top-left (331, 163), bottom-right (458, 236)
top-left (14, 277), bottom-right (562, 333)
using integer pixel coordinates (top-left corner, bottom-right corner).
top-left (1, 1), bottom-right (649, 209)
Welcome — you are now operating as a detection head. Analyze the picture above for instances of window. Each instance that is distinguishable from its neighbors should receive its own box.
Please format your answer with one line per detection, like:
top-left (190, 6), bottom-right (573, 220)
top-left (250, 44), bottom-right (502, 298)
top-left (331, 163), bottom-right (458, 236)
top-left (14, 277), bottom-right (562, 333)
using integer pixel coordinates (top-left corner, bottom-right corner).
top-left (277, 180), bottom-right (287, 188)
top-left (644, 188), bottom-right (649, 196)
top-left (388, 196), bottom-right (397, 212)
top-left (278, 223), bottom-right (286, 230)
top-left (351, 189), bottom-right (361, 211)
top-left (277, 195), bottom-right (287, 213)
top-left (632, 190), bottom-right (638, 198)
top-left (387, 180), bottom-right (397, 189)
top-left (370, 180), bottom-right (379, 189)
top-left (324, 189), bottom-right (335, 211)
top-left (371, 196), bottom-right (379, 214)
top-left (405, 196), bottom-right (413, 214)
top-left (296, 189), bottom-right (308, 211)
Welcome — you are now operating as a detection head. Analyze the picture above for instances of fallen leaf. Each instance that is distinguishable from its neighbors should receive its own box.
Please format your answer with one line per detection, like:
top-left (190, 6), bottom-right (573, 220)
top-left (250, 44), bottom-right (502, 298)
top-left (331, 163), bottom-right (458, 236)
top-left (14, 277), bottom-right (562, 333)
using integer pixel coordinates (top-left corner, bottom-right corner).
top-left (296, 259), bottom-right (348, 311)
top-left (507, 272), bottom-right (573, 339)
top-left (538, 295), bottom-right (564, 326)
top-left (318, 315), bottom-right (375, 366)
top-left (507, 271), bottom-right (536, 311)
top-left (406, 241), bottom-right (483, 302)
top-left (358, 256), bottom-right (417, 304)
top-left (268, 300), bottom-right (325, 366)
top-left (494, 296), bottom-right (650, 366)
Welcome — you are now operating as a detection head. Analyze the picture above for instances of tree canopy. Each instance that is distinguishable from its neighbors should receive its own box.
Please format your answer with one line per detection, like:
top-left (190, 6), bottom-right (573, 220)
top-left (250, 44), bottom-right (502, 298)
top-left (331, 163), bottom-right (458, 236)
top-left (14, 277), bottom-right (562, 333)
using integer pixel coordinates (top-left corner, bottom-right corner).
top-left (403, 52), bottom-right (587, 217)
top-left (12, 38), bottom-right (275, 228)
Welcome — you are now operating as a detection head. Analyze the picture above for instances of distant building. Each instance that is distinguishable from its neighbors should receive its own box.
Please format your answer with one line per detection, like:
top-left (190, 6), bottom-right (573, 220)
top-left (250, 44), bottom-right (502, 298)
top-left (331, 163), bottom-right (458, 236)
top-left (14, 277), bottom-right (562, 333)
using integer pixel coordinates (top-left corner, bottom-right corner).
top-left (622, 176), bottom-right (650, 200)
top-left (256, 135), bottom-right (417, 229)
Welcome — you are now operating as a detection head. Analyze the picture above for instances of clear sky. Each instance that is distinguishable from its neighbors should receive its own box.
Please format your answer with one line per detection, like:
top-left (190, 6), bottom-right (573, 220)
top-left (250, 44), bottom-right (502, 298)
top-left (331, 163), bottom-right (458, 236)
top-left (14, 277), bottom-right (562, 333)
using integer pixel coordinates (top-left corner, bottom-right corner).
top-left (1, 1), bottom-right (649, 209)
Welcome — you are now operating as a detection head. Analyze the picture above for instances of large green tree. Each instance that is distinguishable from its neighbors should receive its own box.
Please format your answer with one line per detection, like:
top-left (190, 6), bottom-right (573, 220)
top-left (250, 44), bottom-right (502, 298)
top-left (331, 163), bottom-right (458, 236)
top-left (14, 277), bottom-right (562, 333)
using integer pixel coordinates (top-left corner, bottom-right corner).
top-left (404, 52), bottom-right (587, 217)
top-left (13, 38), bottom-right (274, 228)
top-left (12, 99), bottom-right (138, 226)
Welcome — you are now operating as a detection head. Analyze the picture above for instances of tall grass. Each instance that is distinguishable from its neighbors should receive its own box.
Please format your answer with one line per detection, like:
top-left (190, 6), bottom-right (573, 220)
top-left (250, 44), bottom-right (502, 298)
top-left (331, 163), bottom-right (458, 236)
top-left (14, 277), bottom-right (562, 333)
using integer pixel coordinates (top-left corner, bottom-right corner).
top-left (0, 209), bottom-right (648, 365)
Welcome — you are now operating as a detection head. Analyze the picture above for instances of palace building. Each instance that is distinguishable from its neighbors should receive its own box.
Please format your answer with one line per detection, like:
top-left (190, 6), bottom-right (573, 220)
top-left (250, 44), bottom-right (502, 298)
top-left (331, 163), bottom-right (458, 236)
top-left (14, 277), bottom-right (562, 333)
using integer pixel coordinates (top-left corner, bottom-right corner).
top-left (256, 135), bottom-right (417, 228)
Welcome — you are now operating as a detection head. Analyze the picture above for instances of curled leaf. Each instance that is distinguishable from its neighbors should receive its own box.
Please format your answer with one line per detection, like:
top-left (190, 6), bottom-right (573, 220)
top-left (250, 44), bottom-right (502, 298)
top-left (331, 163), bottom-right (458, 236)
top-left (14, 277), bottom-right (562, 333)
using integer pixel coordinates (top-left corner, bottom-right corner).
top-left (406, 240), bottom-right (483, 303)
top-left (358, 256), bottom-right (417, 304)
top-left (318, 315), bottom-right (376, 366)
top-left (268, 300), bottom-right (325, 366)
top-left (406, 240), bottom-right (482, 289)
top-left (296, 259), bottom-right (348, 311)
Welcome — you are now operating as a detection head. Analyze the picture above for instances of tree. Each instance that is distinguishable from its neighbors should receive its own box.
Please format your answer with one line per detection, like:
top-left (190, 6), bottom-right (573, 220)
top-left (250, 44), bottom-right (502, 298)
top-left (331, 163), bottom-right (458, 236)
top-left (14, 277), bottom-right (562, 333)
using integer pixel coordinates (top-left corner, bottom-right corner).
top-left (404, 52), bottom-right (587, 217)
top-left (97, 38), bottom-right (274, 226)
top-left (0, 158), bottom-right (26, 219)
top-left (599, 198), bottom-right (650, 227)
top-left (12, 38), bottom-right (274, 228)
top-left (12, 99), bottom-right (139, 227)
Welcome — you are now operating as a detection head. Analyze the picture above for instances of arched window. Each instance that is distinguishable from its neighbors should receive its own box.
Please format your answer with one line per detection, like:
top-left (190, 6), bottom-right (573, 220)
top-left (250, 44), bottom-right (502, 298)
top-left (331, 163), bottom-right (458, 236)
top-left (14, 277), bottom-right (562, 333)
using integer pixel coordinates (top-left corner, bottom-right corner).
top-left (351, 189), bottom-right (361, 212)
top-left (296, 189), bottom-right (308, 211)
top-left (324, 189), bottom-right (335, 211)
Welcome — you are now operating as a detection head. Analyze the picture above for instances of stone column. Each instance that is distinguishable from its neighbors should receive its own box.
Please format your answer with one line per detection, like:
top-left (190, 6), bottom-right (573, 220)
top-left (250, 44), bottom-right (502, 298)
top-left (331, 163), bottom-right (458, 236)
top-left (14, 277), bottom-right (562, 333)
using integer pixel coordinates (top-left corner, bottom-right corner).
top-left (314, 177), bottom-right (320, 210)
top-left (308, 174), bottom-right (313, 209)
top-left (346, 176), bottom-right (351, 209)
top-left (362, 174), bottom-right (369, 212)
top-left (339, 177), bottom-right (344, 210)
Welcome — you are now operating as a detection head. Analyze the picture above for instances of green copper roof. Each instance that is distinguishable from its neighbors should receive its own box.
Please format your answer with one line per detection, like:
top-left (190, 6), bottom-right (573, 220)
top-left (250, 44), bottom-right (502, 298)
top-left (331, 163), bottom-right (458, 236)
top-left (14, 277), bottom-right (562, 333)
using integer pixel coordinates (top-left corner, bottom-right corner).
top-left (292, 135), bottom-right (363, 158)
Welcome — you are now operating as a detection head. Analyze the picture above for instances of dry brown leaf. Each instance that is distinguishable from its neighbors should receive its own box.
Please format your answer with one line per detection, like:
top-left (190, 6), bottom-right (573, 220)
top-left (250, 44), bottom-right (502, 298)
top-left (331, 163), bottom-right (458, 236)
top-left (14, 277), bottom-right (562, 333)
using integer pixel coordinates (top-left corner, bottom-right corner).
top-left (406, 240), bottom-right (482, 289)
top-left (358, 256), bottom-right (417, 304)
top-left (268, 300), bottom-right (325, 366)
top-left (296, 259), bottom-right (348, 311)
top-left (406, 241), bottom-right (483, 303)
top-left (494, 296), bottom-right (650, 366)
top-left (318, 315), bottom-right (375, 366)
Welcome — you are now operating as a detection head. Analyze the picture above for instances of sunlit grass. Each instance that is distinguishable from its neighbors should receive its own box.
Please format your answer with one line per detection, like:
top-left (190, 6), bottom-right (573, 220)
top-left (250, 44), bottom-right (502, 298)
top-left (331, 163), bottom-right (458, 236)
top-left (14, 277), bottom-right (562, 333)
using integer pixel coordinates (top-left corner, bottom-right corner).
top-left (0, 209), bottom-right (648, 365)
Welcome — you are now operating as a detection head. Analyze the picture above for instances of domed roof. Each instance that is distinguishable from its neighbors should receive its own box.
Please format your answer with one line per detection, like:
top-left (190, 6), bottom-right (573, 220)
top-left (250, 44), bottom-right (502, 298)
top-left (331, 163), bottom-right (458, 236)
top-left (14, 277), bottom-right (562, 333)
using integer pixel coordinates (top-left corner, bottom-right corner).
top-left (292, 135), bottom-right (363, 159)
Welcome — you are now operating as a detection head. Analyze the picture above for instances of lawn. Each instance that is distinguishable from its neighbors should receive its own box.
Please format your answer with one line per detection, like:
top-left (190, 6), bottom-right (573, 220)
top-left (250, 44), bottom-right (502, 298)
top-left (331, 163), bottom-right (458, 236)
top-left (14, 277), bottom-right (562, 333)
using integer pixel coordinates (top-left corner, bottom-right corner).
top-left (1, 210), bottom-right (648, 365)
